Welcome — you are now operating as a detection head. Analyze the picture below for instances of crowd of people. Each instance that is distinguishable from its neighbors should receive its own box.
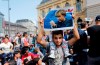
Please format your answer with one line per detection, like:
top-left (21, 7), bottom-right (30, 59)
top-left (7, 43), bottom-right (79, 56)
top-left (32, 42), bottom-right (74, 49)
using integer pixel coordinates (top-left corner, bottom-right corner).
top-left (0, 9), bottom-right (100, 65)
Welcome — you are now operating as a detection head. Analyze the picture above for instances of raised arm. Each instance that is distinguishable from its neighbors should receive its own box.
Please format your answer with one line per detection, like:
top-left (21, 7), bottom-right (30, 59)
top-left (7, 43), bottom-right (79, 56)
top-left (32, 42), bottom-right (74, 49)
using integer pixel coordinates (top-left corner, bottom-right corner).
top-left (37, 17), bottom-right (48, 47)
top-left (68, 24), bottom-right (80, 45)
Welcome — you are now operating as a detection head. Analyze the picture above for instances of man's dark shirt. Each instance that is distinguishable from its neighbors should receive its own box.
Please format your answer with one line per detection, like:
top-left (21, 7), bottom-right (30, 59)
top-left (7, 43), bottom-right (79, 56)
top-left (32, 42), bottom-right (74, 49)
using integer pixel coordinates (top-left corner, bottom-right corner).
top-left (73, 29), bottom-right (88, 53)
top-left (56, 18), bottom-right (73, 28)
top-left (87, 25), bottom-right (100, 57)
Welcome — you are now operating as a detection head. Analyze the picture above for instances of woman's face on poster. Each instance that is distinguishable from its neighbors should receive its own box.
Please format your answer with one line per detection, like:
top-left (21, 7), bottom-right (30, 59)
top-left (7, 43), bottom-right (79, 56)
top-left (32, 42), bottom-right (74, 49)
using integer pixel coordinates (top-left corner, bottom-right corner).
top-left (57, 13), bottom-right (65, 22)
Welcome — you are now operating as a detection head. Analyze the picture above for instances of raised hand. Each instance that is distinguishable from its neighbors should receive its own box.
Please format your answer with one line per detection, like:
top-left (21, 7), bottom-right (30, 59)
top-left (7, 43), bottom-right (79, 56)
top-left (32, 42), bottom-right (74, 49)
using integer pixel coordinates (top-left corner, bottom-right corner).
top-left (39, 16), bottom-right (44, 27)
top-left (50, 20), bottom-right (57, 27)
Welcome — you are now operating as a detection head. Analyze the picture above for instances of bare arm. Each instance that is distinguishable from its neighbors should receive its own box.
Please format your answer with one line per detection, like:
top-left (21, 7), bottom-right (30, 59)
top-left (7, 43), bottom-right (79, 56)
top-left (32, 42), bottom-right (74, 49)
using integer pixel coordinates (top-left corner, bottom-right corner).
top-left (37, 59), bottom-right (42, 65)
top-left (37, 17), bottom-right (48, 47)
top-left (68, 24), bottom-right (80, 46)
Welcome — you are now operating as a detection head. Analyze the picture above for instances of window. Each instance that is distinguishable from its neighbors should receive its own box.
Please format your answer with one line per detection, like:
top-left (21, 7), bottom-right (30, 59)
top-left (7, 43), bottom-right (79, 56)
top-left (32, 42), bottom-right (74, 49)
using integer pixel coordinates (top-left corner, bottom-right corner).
top-left (42, 10), bottom-right (45, 18)
top-left (6, 27), bottom-right (8, 29)
top-left (76, 0), bottom-right (81, 12)
top-left (48, 8), bottom-right (51, 12)
top-left (65, 2), bottom-right (70, 7)
top-left (56, 5), bottom-right (60, 8)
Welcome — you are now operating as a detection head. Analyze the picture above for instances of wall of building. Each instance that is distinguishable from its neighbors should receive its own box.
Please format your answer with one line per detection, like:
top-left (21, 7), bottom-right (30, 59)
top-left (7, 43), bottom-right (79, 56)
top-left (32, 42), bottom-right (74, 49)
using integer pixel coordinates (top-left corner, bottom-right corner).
top-left (16, 19), bottom-right (37, 35)
top-left (0, 12), bottom-right (4, 37)
top-left (87, 0), bottom-right (100, 6)
top-left (87, 4), bottom-right (100, 18)
top-left (86, 0), bottom-right (100, 20)
top-left (4, 22), bottom-right (27, 37)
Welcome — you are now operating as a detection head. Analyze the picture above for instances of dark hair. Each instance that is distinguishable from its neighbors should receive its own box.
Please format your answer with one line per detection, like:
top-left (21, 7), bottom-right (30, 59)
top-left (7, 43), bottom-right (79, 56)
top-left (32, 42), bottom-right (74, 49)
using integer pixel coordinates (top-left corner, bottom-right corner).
top-left (55, 9), bottom-right (66, 17)
top-left (52, 30), bottom-right (63, 38)
top-left (95, 15), bottom-right (100, 21)
top-left (80, 22), bottom-right (87, 29)
top-left (23, 32), bottom-right (27, 37)
top-left (32, 58), bottom-right (40, 65)
top-left (5, 34), bottom-right (8, 37)
top-left (21, 46), bottom-right (29, 54)
top-left (17, 32), bottom-right (20, 34)
top-left (4, 37), bottom-right (9, 40)
top-left (24, 59), bottom-right (28, 65)
top-left (13, 51), bottom-right (20, 56)
top-left (23, 58), bottom-right (40, 65)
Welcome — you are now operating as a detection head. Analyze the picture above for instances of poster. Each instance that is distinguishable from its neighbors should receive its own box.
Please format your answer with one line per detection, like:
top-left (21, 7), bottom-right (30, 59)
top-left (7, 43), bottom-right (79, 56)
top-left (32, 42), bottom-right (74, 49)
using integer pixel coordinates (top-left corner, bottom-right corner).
top-left (44, 7), bottom-right (74, 31)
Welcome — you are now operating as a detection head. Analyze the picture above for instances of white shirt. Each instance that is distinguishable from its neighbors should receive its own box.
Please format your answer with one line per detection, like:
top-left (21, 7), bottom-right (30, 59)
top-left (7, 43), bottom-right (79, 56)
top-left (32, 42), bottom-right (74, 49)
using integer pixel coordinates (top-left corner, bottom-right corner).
top-left (14, 36), bottom-right (19, 45)
top-left (0, 42), bottom-right (13, 53)
top-left (29, 37), bottom-right (33, 44)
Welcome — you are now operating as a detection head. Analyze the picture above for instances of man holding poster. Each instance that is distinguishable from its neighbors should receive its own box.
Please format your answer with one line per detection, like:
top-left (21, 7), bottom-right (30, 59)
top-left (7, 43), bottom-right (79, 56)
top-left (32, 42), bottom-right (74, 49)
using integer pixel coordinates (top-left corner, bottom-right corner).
top-left (37, 15), bottom-right (80, 65)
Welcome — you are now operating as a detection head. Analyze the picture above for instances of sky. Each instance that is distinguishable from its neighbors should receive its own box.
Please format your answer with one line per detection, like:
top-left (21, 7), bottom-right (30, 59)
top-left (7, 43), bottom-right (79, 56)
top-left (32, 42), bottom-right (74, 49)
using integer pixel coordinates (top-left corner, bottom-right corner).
top-left (0, 0), bottom-right (42, 26)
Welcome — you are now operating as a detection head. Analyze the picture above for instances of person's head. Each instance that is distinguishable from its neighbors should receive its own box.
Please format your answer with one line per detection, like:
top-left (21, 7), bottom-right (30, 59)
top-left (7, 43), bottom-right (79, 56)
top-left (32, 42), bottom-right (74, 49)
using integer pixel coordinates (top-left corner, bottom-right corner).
top-left (55, 9), bottom-right (66, 22)
top-left (19, 34), bottom-right (22, 38)
top-left (21, 46), bottom-right (29, 55)
top-left (30, 34), bottom-right (33, 37)
top-left (16, 32), bottom-right (20, 37)
top-left (4, 37), bottom-right (9, 43)
top-left (52, 30), bottom-right (63, 46)
top-left (13, 51), bottom-right (21, 58)
top-left (95, 15), bottom-right (100, 24)
top-left (33, 58), bottom-right (42, 65)
top-left (23, 32), bottom-right (28, 37)
top-left (5, 34), bottom-right (9, 38)
top-left (80, 22), bottom-right (88, 29)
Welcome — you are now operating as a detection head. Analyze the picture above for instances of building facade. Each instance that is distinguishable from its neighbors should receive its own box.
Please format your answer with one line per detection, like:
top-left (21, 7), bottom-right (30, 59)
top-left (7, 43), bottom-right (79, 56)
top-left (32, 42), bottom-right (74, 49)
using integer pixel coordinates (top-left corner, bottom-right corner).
top-left (4, 21), bottom-right (27, 37)
top-left (0, 12), bottom-right (4, 37)
top-left (16, 19), bottom-right (37, 35)
top-left (37, 0), bottom-right (87, 34)
top-left (86, 0), bottom-right (100, 19)
top-left (0, 12), bottom-right (29, 37)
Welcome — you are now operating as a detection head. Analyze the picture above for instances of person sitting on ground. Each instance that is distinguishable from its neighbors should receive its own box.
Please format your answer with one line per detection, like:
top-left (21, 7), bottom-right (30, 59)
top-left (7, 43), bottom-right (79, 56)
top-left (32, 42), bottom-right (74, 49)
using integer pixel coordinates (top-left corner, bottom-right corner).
top-left (21, 46), bottom-right (42, 65)
top-left (34, 47), bottom-right (44, 60)
top-left (0, 37), bottom-right (13, 64)
top-left (4, 51), bottom-right (22, 65)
